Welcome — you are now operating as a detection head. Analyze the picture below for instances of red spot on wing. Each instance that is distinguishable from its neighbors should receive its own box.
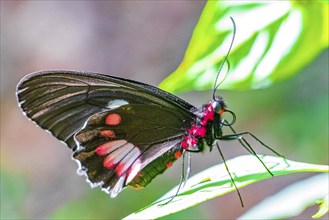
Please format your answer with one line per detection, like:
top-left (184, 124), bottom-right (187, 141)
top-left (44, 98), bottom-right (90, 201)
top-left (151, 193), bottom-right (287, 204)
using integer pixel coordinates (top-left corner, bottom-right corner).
top-left (105, 113), bottom-right (121, 125)
top-left (100, 130), bottom-right (116, 138)
top-left (174, 151), bottom-right (182, 159)
top-left (135, 184), bottom-right (143, 189)
top-left (166, 161), bottom-right (173, 168)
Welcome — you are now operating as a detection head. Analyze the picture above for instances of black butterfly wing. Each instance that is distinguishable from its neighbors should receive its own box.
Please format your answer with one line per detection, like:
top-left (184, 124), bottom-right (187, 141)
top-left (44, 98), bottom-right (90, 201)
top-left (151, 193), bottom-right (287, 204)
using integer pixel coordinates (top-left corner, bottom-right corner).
top-left (73, 103), bottom-right (189, 196)
top-left (17, 70), bottom-right (197, 196)
top-left (16, 70), bottom-right (195, 150)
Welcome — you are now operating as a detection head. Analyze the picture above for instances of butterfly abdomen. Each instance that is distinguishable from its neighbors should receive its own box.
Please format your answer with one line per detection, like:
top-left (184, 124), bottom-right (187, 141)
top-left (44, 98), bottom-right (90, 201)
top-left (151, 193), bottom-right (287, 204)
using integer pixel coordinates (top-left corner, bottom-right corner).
top-left (128, 147), bottom-right (183, 188)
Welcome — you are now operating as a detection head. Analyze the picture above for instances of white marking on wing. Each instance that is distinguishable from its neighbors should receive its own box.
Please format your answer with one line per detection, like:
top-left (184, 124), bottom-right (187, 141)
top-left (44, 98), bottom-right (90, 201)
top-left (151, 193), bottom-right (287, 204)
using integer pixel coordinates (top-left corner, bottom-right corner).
top-left (110, 174), bottom-right (126, 198)
top-left (103, 143), bottom-right (134, 168)
top-left (116, 147), bottom-right (141, 176)
top-left (107, 99), bottom-right (128, 109)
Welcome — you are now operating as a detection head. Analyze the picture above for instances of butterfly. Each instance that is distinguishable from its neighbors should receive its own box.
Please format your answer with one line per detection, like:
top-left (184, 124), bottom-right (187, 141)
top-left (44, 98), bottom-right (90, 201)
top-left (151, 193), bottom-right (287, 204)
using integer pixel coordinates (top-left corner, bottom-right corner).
top-left (16, 69), bottom-right (282, 203)
top-left (16, 18), bottom-right (282, 204)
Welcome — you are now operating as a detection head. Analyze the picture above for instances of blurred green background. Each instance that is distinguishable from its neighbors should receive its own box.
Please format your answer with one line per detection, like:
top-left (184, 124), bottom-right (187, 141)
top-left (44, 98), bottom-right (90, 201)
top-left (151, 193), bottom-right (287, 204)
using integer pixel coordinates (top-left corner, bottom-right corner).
top-left (1, 1), bottom-right (328, 219)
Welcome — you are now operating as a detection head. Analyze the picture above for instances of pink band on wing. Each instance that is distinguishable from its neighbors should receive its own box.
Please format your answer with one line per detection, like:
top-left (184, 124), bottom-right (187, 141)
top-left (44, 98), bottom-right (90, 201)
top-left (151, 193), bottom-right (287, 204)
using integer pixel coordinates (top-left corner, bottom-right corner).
top-left (115, 147), bottom-right (141, 177)
top-left (103, 143), bottom-right (134, 169)
top-left (95, 140), bottom-right (127, 156)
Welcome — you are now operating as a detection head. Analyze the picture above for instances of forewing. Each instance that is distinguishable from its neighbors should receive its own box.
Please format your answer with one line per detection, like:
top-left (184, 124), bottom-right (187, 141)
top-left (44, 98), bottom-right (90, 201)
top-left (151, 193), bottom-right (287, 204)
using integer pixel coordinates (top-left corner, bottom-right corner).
top-left (16, 70), bottom-right (195, 150)
top-left (73, 104), bottom-right (191, 197)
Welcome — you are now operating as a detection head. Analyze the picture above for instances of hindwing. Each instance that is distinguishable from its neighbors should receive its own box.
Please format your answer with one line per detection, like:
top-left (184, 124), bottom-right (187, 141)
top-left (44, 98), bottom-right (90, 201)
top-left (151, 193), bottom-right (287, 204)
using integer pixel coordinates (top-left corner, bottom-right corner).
top-left (73, 104), bottom-right (190, 196)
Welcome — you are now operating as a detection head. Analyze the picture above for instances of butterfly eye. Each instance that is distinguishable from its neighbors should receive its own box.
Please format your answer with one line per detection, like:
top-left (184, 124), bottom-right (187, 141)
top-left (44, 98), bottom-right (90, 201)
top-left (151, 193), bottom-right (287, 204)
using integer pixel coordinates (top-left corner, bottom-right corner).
top-left (212, 101), bottom-right (224, 114)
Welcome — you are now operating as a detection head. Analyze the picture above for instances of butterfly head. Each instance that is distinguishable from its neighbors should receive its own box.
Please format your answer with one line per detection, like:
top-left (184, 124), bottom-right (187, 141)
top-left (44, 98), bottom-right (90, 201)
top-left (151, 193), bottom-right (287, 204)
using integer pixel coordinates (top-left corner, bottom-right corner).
top-left (212, 96), bottom-right (226, 115)
top-left (212, 96), bottom-right (236, 126)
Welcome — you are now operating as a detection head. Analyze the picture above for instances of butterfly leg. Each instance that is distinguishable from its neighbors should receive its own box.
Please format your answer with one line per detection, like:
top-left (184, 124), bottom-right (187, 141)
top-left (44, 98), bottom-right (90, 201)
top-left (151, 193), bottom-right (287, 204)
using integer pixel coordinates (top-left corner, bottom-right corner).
top-left (183, 152), bottom-right (191, 188)
top-left (221, 120), bottom-right (284, 157)
top-left (219, 121), bottom-right (284, 176)
top-left (220, 134), bottom-right (274, 176)
top-left (158, 151), bottom-right (190, 206)
top-left (216, 141), bottom-right (244, 207)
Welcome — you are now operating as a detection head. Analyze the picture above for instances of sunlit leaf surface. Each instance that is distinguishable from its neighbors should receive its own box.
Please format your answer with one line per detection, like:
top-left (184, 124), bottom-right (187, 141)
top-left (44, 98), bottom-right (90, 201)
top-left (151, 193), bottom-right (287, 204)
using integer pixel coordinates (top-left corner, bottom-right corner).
top-left (159, 1), bottom-right (328, 93)
top-left (124, 155), bottom-right (329, 220)
top-left (239, 173), bottom-right (329, 219)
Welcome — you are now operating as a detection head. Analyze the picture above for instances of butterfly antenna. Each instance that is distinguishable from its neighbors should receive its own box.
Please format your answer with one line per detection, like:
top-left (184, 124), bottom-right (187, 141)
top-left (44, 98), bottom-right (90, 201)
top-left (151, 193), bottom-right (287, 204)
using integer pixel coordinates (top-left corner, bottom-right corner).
top-left (212, 17), bottom-right (236, 100)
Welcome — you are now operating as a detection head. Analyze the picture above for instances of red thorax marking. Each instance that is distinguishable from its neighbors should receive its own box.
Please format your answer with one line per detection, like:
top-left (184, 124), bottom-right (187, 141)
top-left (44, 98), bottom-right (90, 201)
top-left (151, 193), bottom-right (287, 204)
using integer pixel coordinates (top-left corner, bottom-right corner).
top-left (105, 113), bottom-right (121, 125)
top-left (188, 126), bottom-right (206, 137)
top-left (181, 103), bottom-right (215, 150)
top-left (181, 136), bottom-right (197, 150)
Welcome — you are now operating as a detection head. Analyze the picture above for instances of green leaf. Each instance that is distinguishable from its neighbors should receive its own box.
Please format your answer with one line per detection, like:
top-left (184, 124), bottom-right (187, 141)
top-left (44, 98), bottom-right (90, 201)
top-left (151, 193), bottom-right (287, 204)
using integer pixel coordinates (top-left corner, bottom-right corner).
top-left (313, 194), bottom-right (329, 219)
top-left (238, 173), bottom-right (329, 219)
top-left (159, 1), bottom-right (329, 93)
top-left (124, 155), bottom-right (329, 220)
top-left (0, 169), bottom-right (28, 219)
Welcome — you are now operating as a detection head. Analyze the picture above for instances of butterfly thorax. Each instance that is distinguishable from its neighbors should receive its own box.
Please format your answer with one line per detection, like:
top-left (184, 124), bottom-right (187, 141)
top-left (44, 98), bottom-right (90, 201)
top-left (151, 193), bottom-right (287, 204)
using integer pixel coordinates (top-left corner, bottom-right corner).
top-left (181, 98), bottom-right (226, 152)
